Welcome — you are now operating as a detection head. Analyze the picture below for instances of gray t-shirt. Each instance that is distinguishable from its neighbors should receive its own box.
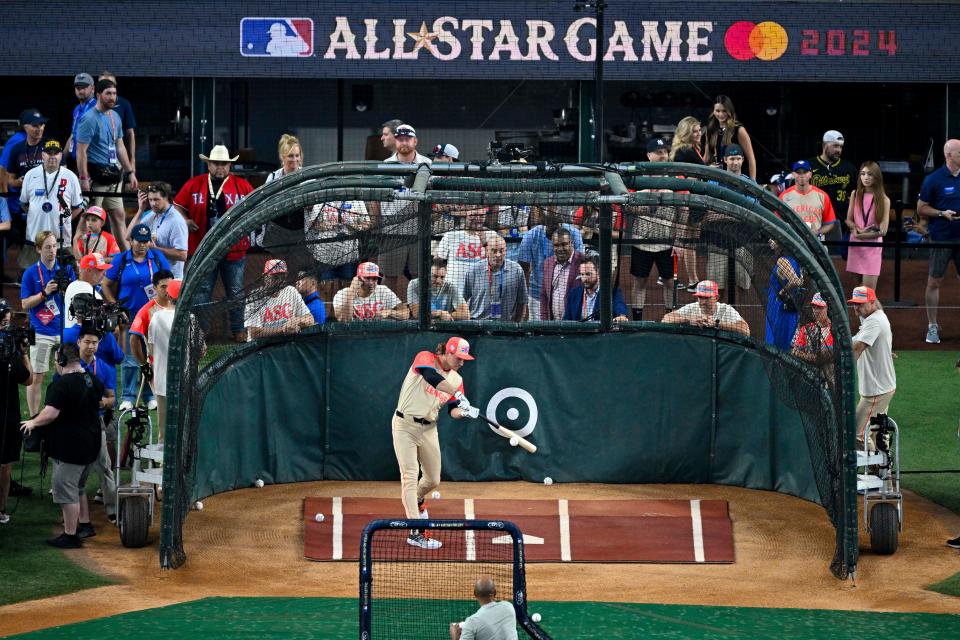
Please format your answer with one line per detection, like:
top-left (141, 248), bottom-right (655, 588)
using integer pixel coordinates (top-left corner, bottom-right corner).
top-left (407, 279), bottom-right (465, 313)
top-left (460, 601), bottom-right (518, 640)
top-left (853, 309), bottom-right (896, 396)
top-left (462, 259), bottom-right (527, 321)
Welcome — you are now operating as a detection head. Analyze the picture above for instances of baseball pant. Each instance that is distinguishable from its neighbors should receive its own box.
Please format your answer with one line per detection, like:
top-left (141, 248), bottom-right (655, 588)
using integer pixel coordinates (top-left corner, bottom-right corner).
top-left (391, 414), bottom-right (440, 519)
top-left (856, 389), bottom-right (896, 451)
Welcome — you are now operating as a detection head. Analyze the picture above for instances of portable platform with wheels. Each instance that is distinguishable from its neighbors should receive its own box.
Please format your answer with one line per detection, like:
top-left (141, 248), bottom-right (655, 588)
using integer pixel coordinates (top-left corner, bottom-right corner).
top-left (114, 378), bottom-right (161, 548)
top-left (856, 414), bottom-right (902, 555)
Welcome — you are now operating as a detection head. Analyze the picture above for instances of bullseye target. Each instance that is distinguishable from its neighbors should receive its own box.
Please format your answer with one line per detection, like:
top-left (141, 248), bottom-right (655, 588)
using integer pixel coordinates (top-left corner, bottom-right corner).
top-left (485, 387), bottom-right (538, 437)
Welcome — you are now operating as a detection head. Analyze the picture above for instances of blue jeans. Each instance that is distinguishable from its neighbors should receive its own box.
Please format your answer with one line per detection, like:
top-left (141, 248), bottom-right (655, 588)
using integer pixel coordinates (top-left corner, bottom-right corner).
top-left (194, 257), bottom-right (246, 335)
top-left (122, 332), bottom-right (154, 405)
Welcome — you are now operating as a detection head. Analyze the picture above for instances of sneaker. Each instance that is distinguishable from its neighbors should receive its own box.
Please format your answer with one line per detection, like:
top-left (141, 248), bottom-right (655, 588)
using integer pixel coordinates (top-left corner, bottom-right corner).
top-left (948, 536), bottom-right (960, 549)
top-left (926, 324), bottom-right (941, 344)
top-left (418, 500), bottom-right (429, 519)
top-left (107, 513), bottom-right (117, 525)
top-left (77, 522), bottom-right (96, 539)
top-left (656, 276), bottom-right (664, 286)
top-left (119, 401), bottom-right (134, 411)
top-left (46, 533), bottom-right (83, 549)
top-left (147, 398), bottom-right (158, 411)
top-left (407, 532), bottom-right (442, 550)
top-left (0, 512), bottom-right (10, 524)
top-left (9, 480), bottom-right (32, 497)
top-left (94, 489), bottom-right (103, 504)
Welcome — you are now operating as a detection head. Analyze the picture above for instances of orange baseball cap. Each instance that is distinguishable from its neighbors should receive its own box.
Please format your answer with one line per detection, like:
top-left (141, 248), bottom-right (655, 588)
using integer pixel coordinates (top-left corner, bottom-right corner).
top-left (848, 286), bottom-right (877, 304)
top-left (79, 252), bottom-right (110, 270)
top-left (445, 336), bottom-right (474, 360)
top-left (811, 292), bottom-right (827, 307)
top-left (84, 206), bottom-right (107, 221)
top-left (357, 261), bottom-right (382, 282)
top-left (167, 279), bottom-right (181, 300)
top-left (263, 259), bottom-right (287, 275)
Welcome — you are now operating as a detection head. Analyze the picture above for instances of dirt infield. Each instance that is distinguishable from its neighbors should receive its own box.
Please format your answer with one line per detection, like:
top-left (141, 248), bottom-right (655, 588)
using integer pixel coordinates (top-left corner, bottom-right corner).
top-left (2, 481), bottom-right (960, 636)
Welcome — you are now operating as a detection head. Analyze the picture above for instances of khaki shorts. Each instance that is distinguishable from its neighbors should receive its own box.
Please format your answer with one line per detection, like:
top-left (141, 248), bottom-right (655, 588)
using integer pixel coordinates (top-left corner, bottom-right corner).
top-left (91, 179), bottom-right (124, 212)
top-left (29, 333), bottom-right (60, 374)
top-left (51, 458), bottom-right (93, 504)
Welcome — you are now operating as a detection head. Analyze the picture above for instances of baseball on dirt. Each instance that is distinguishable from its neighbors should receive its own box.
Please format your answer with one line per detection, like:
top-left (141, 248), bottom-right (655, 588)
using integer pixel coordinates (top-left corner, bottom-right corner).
top-left (255, 478), bottom-right (264, 488)
top-left (543, 477), bottom-right (553, 485)
top-left (195, 501), bottom-right (204, 511)
top-left (314, 513), bottom-right (325, 522)
top-left (432, 491), bottom-right (441, 499)
top-left (509, 437), bottom-right (519, 447)
top-left (532, 613), bottom-right (542, 623)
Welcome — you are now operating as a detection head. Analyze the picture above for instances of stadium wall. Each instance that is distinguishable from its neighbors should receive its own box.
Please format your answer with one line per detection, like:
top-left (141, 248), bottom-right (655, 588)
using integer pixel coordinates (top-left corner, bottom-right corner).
top-left (192, 331), bottom-right (818, 505)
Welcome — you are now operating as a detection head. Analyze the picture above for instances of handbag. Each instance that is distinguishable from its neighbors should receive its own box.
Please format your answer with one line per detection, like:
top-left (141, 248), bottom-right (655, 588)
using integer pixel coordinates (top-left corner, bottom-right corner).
top-left (88, 162), bottom-right (121, 185)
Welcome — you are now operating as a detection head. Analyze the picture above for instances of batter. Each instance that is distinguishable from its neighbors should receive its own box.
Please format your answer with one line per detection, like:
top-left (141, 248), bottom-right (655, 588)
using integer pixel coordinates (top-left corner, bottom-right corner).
top-left (393, 336), bottom-right (478, 549)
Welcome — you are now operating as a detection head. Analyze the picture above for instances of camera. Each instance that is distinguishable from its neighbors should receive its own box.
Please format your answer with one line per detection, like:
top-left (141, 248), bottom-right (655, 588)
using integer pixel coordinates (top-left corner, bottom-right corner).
top-left (53, 247), bottom-right (76, 294)
top-left (0, 326), bottom-right (36, 363)
top-left (488, 141), bottom-right (534, 164)
top-left (69, 293), bottom-right (127, 334)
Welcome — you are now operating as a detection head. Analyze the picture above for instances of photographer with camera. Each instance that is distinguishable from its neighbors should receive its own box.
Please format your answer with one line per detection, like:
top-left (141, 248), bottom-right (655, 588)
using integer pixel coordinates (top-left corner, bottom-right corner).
top-left (20, 343), bottom-right (104, 548)
top-left (20, 230), bottom-right (77, 416)
top-left (64, 252), bottom-right (111, 329)
top-left (0, 300), bottom-right (33, 524)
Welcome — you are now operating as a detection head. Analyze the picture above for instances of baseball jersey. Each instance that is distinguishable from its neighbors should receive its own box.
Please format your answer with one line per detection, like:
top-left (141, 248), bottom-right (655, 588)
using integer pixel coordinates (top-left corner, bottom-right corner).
top-left (129, 299), bottom-right (158, 340)
top-left (20, 165), bottom-right (83, 245)
top-left (808, 156), bottom-right (856, 217)
top-left (245, 285), bottom-right (312, 331)
top-left (792, 322), bottom-right (834, 352)
top-left (779, 185), bottom-right (836, 231)
top-left (333, 285), bottom-right (401, 320)
top-left (148, 307), bottom-right (175, 396)
top-left (674, 301), bottom-right (744, 326)
top-left (435, 229), bottom-right (498, 294)
top-left (173, 173), bottom-right (255, 258)
top-left (395, 351), bottom-right (464, 423)
top-left (76, 230), bottom-right (120, 258)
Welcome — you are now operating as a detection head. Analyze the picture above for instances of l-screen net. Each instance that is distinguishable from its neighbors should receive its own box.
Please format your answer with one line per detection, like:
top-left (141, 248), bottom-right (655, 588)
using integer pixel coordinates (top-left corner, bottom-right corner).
top-left (359, 519), bottom-right (550, 640)
top-left (160, 162), bottom-right (856, 579)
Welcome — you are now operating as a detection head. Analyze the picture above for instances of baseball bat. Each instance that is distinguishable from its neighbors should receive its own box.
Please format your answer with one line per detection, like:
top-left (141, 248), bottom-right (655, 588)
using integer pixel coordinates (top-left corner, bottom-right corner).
top-left (480, 415), bottom-right (537, 453)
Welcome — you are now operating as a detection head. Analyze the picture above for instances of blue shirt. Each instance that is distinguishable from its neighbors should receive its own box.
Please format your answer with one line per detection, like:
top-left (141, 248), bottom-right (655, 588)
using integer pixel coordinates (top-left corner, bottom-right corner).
top-left (919, 165), bottom-right (960, 241)
top-left (20, 260), bottom-right (76, 336)
top-left (70, 98), bottom-right (96, 155)
top-left (105, 249), bottom-right (170, 317)
top-left (64, 324), bottom-right (124, 369)
top-left (139, 206), bottom-right (189, 278)
top-left (517, 224), bottom-right (585, 298)
top-left (76, 108), bottom-right (122, 165)
top-left (1, 131), bottom-right (26, 215)
top-left (765, 257), bottom-right (802, 350)
top-left (303, 291), bottom-right (326, 324)
top-left (113, 95), bottom-right (137, 131)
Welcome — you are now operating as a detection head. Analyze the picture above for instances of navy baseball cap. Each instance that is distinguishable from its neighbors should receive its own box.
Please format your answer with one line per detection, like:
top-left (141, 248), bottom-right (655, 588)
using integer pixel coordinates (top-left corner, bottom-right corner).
top-left (130, 223), bottom-right (152, 243)
top-left (646, 137), bottom-right (669, 153)
top-left (724, 144), bottom-right (744, 158)
top-left (792, 160), bottom-right (812, 172)
top-left (19, 108), bottom-right (48, 126)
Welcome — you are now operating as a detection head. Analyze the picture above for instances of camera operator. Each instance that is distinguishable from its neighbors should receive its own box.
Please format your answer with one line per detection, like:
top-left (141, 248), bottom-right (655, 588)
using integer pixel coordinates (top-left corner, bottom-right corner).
top-left (64, 252), bottom-right (111, 329)
top-left (0, 300), bottom-right (33, 524)
top-left (20, 230), bottom-right (76, 416)
top-left (20, 343), bottom-right (104, 548)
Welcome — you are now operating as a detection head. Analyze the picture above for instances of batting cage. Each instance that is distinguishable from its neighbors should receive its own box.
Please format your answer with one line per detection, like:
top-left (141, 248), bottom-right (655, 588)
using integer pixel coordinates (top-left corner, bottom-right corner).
top-left (159, 161), bottom-right (857, 581)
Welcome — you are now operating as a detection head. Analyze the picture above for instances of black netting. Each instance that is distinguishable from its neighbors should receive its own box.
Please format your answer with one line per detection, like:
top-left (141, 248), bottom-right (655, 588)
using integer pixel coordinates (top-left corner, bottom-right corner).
top-left (159, 162), bottom-right (857, 579)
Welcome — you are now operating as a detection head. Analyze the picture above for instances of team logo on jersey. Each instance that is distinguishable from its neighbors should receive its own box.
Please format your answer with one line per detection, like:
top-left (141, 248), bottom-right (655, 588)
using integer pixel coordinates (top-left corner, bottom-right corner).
top-left (485, 387), bottom-right (538, 438)
top-left (241, 18), bottom-right (314, 57)
top-left (724, 21), bottom-right (788, 61)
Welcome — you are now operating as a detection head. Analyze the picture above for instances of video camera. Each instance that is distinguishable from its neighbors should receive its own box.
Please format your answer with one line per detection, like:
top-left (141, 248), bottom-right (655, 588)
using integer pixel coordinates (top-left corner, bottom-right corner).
top-left (69, 293), bottom-right (127, 334)
top-left (0, 326), bottom-right (35, 363)
top-left (53, 247), bottom-right (76, 294)
top-left (488, 141), bottom-right (534, 164)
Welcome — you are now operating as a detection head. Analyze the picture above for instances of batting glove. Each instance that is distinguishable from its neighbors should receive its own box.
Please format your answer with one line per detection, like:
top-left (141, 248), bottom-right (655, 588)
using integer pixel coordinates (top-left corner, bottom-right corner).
top-left (463, 406), bottom-right (480, 419)
top-left (455, 391), bottom-right (472, 411)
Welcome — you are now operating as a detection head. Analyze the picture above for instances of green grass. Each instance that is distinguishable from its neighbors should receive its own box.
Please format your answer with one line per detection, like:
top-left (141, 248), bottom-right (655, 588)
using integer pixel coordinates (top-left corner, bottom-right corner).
top-left (9, 597), bottom-right (960, 640)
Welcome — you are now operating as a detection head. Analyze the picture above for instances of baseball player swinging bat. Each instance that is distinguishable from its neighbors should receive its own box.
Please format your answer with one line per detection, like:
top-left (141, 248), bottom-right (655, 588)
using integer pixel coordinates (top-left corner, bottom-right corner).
top-left (478, 414), bottom-right (537, 454)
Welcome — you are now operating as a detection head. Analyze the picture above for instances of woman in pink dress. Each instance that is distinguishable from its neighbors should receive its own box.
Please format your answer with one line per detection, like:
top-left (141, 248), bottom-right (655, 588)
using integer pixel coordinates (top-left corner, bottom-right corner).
top-left (845, 161), bottom-right (890, 290)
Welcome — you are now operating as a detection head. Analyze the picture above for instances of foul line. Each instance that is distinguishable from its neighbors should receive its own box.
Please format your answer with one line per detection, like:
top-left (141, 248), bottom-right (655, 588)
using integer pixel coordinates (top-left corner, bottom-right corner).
top-left (332, 497), bottom-right (343, 560)
top-left (690, 499), bottom-right (705, 563)
top-left (559, 499), bottom-right (571, 562)
top-left (465, 498), bottom-right (476, 561)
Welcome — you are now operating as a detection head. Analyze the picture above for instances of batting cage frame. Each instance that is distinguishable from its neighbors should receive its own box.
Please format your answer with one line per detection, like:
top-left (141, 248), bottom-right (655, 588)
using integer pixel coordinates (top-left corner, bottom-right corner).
top-left (359, 518), bottom-right (550, 640)
top-left (159, 161), bottom-right (858, 580)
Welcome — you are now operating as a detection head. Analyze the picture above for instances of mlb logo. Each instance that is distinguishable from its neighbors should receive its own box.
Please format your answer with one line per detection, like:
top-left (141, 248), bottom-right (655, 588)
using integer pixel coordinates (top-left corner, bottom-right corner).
top-left (240, 18), bottom-right (313, 57)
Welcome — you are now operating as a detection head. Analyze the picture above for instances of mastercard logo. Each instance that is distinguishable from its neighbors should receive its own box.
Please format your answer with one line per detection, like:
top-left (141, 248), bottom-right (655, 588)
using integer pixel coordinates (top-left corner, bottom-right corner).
top-left (724, 21), bottom-right (789, 61)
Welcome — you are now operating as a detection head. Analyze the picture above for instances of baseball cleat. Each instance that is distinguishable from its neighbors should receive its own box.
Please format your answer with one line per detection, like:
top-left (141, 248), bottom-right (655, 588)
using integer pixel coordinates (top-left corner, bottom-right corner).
top-left (418, 500), bottom-right (429, 519)
top-left (407, 532), bottom-right (442, 549)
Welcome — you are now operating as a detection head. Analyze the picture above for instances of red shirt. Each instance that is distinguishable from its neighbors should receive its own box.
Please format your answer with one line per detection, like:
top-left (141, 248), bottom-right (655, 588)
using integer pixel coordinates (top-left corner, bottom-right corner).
top-left (75, 231), bottom-right (120, 257)
top-left (129, 299), bottom-right (157, 338)
top-left (174, 173), bottom-right (255, 260)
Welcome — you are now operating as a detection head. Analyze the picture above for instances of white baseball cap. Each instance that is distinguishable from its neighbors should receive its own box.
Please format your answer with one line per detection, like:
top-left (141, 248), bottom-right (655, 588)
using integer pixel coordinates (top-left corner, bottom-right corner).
top-left (822, 130), bottom-right (844, 144)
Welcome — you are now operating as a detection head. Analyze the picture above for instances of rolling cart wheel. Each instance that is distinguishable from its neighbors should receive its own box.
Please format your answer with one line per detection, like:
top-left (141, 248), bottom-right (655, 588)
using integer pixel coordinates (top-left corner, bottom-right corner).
top-left (119, 497), bottom-right (151, 548)
top-left (870, 502), bottom-right (899, 555)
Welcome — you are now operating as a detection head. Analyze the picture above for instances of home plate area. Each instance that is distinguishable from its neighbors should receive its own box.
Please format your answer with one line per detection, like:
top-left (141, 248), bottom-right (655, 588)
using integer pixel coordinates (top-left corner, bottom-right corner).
top-left (303, 497), bottom-right (734, 563)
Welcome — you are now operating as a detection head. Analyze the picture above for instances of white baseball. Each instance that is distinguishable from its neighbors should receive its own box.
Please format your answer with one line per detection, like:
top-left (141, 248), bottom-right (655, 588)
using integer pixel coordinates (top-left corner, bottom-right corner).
top-left (510, 437), bottom-right (519, 447)
top-left (543, 477), bottom-right (553, 485)
top-left (195, 501), bottom-right (204, 511)
top-left (314, 513), bottom-right (325, 522)
top-left (431, 491), bottom-right (441, 500)
top-left (255, 479), bottom-right (264, 488)
top-left (531, 613), bottom-right (542, 623)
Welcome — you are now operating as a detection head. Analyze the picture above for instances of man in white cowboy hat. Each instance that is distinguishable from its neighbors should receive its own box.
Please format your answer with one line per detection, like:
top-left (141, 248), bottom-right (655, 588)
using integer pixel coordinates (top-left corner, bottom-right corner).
top-left (173, 144), bottom-right (254, 341)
